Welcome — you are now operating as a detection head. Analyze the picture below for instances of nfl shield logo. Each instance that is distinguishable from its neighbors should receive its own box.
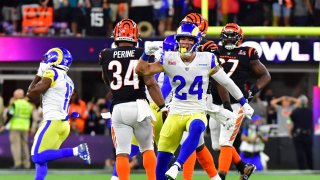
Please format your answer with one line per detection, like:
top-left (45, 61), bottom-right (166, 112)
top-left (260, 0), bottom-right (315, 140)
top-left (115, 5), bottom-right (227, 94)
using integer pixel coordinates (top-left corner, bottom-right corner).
top-left (185, 67), bottom-right (189, 71)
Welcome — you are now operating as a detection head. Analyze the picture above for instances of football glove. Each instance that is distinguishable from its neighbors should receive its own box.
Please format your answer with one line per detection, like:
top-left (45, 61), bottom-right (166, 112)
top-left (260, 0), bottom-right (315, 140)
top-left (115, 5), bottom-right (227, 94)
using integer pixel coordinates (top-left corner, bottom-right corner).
top-left (206, 107), bottom-right (237, 130)
top-left (145, 44), bottom-right (160, 55)
top-left (36, 62), bottom-right (51, 77)
top-left (242, 103), bottom-right (254, 119)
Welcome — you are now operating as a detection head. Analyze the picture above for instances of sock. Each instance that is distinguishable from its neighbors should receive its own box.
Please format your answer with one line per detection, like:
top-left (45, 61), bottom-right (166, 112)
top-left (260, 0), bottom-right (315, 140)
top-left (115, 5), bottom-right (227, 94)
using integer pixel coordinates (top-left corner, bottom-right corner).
top-left (113, 144), bottom-right (140, 177)
top-left (218, 146), bottom-right (232, 174)
top-left (143, 150), bottom-right (157, 180)
top-left (73, 147), bottom-right (78, 156)
top-left (197, 146), bottom-right (218, 178)
top-left (231, 146), bottom-right (245, 174)
top-left (116, 156), bottom-right (130, 180)
top-left (231, 146), bottom-right (241, 164)
top-left (156, 151), bottom-right (173, 180)
top-left (176, 120), bottom-right (205, 165)
top-left (234, 160), bottom-right (246, 174)
top-left (35, 163), bottom-right (48, 180)
top-left (32, 148), bottom-right (74, 164)
top-left (183, 151), bottom-right (196, 180)
top-left (112, 163), bottom-right (118, 178)
top-left (219, 172), bottom-right (226, 180)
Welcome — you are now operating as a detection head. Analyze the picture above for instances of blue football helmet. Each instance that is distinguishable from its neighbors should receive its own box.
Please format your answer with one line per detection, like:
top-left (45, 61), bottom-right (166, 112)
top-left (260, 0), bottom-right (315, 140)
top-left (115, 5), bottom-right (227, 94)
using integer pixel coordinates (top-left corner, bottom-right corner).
top-left (175, 23), bottom-right (201, 58)
top-left (43, 47), bottom-right (72, 71)
top-left (163, 34), bottom-right (176, 51)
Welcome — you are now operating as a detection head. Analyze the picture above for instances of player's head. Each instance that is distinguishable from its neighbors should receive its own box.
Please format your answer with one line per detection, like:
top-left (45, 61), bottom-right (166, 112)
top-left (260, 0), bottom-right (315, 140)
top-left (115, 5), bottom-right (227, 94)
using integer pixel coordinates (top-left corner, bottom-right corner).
top-left (113, 19), bottom-right (139, 46)
top-left (180, 13), bottom-right (208, 37)
top-left (43, 47), bottom-right (72, 71)
top-left (175, 23), bottom-right (202, 58)
top-left (163, 34), bottom-right (176, 51)
top-left (220, 23), bottom-right (243, 50)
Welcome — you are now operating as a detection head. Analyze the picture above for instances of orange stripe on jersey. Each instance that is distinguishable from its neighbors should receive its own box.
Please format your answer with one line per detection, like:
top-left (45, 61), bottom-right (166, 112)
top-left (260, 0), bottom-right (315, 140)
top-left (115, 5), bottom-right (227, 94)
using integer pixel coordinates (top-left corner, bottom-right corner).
top-left (207, 44), bottom-right (218, 50)
top-left (201, 41), bottom-right (210, 51)
top-left (229, 111), bottom-right (244, 141)
top-left (248, 47), bottom-right (253, 58)
top-left (111, 127), bottom-right (117, 148)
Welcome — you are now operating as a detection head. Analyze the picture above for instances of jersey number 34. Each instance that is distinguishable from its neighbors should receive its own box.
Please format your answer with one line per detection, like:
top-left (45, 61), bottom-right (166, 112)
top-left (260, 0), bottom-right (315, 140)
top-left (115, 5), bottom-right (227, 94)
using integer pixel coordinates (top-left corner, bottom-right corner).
top-left (108, 60), bottom-right (139, 90)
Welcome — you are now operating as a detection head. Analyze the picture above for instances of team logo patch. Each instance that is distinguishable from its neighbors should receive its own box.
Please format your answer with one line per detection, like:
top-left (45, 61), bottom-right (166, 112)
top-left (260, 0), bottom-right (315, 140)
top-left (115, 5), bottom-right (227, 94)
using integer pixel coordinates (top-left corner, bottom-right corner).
top-left (238, 50), bottom-right (246, 55)
top-left (168, 59), bottom-right (176, 65)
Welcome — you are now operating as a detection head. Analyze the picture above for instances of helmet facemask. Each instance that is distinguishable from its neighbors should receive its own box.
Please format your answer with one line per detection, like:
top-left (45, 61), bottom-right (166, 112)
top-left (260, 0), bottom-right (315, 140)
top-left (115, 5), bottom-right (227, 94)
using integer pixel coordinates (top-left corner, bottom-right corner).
top-left (176, 37), bottom-right (198, 58)
top-left (221, 31), bottom-right (242, 50)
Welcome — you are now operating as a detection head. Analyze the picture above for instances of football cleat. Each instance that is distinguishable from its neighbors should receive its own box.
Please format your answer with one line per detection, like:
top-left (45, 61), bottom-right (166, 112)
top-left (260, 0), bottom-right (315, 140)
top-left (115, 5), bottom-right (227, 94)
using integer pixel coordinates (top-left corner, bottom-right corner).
top-left (240, 163), bottom-right (256, 180)
top-left (78, 143), bottom-right (91, 164)
top-left (165, 163), bottom-right (181, 180)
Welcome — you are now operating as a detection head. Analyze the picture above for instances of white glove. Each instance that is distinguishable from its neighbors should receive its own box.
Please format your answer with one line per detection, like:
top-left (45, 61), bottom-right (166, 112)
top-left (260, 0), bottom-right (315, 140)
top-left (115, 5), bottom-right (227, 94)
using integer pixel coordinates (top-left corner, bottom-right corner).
top-left (206, 107), bottom-right (237, 130)
top-left (242, 103), bottom-right (254, 119)
top-left (145, 44), bottom-right (160, 55)
top-left (36, 62), bottom-right (51, 77)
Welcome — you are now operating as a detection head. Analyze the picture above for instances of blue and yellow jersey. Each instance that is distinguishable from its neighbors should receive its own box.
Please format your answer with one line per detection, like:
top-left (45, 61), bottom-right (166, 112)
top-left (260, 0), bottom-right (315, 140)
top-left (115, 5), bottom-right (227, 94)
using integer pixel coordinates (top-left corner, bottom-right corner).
top-left (42, 68), bottom-right (74, 121)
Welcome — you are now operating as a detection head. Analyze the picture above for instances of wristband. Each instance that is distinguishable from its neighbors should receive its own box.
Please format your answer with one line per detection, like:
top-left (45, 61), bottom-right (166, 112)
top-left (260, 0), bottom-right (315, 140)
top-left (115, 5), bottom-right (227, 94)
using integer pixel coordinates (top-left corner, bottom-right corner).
top-left (250, 85), bottom-right (260, 96)
top-left (141, 52), bottom-right (151, 61)
top-left (238, 97), bottom-right (247, 106)
top-left (158, 104), bottom-right (165, 110)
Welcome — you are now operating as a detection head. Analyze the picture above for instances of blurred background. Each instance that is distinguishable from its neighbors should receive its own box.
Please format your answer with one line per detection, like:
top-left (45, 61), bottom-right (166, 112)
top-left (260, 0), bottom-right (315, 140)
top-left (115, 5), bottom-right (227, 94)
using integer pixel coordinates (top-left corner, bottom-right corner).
top-left (0, 0), bottom-right (319, 175)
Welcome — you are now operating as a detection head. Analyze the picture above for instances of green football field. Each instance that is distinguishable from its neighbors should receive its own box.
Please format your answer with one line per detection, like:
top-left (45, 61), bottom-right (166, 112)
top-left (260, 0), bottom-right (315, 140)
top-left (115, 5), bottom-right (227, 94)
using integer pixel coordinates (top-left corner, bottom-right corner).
top-left (1, 174), bottom-right (320, 180)
top-left (1, 170), bottom-right (320, 180)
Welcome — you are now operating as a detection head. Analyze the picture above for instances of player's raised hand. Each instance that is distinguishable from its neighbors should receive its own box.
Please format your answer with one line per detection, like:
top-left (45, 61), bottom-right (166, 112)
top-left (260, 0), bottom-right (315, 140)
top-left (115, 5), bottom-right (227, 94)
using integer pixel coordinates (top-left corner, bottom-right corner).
top-left (242, 103), bottom-right (254, 119)
top-left (36, 62), bottom-right (51, 77)
top-left (145, 43), bottom-right (160, 55)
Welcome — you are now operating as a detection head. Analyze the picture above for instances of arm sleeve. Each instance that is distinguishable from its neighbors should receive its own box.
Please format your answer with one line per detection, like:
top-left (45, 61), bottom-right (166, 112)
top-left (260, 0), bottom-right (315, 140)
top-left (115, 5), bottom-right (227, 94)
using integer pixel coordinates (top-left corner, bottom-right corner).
top-left (211, 69), bottom-right (244, 100)
top-left (211, 53), bottom-right (218, 69)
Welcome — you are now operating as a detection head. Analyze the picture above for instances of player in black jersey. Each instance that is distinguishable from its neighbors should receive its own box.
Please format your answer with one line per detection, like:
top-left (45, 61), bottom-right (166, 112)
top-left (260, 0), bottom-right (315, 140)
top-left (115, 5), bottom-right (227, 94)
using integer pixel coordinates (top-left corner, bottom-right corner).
top-left (99, 19), bottom-right (164, 180)
top-left (209, 23), bottom-right (271, 180)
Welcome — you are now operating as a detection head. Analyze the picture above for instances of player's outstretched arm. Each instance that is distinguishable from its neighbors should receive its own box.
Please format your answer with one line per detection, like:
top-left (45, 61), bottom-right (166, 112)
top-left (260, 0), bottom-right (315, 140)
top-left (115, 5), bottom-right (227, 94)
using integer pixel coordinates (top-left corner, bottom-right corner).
top-left (135, 45), bottom-right (164, 76)
top-left (210, 66), bottom-right (254, 118)
top-left (136, 59), bottom-right (164, 76)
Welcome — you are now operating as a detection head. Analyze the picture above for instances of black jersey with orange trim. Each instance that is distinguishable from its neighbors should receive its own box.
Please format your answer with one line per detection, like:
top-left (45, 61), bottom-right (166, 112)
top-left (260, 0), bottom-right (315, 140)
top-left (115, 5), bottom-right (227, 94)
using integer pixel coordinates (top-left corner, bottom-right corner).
top-left (198, 38), bottom-right (220, 94)
top-left (211, 45), bottom-right (259, 104)
top-left (198, 38), bottom-right (220, 56)
top-left (99, 46), bottom-right (147, 106)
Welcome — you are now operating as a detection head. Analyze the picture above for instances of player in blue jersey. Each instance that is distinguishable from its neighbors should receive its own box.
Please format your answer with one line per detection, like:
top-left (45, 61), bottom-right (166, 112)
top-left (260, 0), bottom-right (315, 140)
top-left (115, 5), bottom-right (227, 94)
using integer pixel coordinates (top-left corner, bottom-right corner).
top-left (110, 35), bottom-right (175, 180)
top-left (27, 47), bottom-right (91, 180)
top-left (136, 23), bottom-right (254, 180)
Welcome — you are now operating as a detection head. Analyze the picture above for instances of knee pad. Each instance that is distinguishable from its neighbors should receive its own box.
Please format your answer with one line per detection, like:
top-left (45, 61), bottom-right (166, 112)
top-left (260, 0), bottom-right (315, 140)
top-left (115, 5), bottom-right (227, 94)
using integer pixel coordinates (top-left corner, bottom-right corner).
top-left (189, 120), bottom-right (205, 134)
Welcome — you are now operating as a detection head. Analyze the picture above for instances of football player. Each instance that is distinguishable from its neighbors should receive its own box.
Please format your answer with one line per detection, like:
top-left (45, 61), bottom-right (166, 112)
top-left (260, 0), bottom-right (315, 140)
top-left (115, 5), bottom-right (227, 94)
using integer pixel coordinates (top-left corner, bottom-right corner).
top-left (209, 23), bottom-right (271, 180)
top-left (99, 19), bottom-right (165, 180)
top-left (178, 13), bottom-right (222, 180)
top-left (110, 35), bottom-right (174, 180)
top-left (136, 23), bottom-right (254, 180)
top-left (27, 47), bottom-right (91, 180)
